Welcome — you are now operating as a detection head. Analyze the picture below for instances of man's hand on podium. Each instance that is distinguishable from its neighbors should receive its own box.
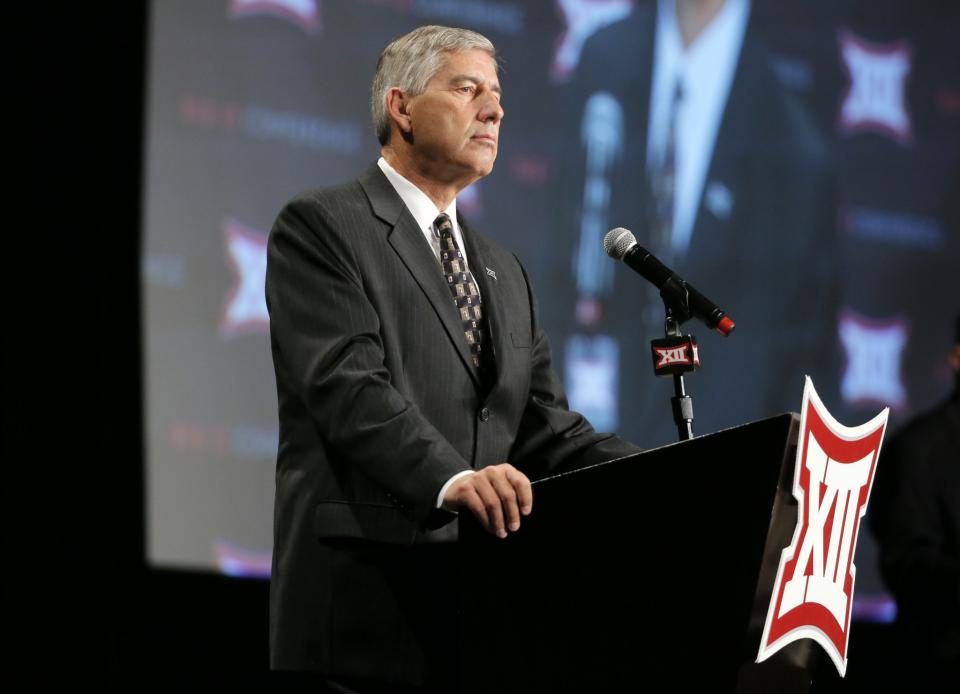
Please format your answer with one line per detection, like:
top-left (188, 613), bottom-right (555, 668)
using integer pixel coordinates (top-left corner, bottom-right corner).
top-left (443, 463), bottom-right (533, 539)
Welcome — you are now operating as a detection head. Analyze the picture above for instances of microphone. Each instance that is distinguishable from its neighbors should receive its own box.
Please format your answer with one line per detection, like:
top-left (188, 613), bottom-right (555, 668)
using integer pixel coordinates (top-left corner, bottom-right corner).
top-left (603, 227), bottom-right (735, 336)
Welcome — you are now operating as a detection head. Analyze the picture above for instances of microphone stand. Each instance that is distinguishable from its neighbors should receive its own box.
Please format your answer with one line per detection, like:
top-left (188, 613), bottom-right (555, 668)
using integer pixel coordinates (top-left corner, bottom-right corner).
top-left (650, 279), bottom-right (700, 442)
top-left (665, 310), bottom-right (694, 441)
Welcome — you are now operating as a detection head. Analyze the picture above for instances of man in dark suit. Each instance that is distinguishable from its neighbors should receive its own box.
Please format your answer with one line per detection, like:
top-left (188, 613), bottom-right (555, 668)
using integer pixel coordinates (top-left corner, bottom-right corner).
top-left (869, 314), bottom-right (959, 682)
top-left (266, 25), bottom-right (640, 691)
top-left (557, 0), bottom-right (838, 447)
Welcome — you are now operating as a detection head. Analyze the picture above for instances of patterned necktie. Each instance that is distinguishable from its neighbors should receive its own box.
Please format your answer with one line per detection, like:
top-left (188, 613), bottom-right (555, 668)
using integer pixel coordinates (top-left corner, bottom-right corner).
top-left (434, 213), bottom-right (484, 369)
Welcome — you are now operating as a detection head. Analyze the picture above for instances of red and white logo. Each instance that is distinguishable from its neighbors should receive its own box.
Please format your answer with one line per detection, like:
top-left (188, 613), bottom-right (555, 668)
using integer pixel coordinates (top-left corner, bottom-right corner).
top-left (222, 219), bottom-right (269, 337)
top-left (837, 30), bottom-right (912, 144)
top-left (551, 0), bottom-right (633, 82)
top-left (228, 0), bottom-right (321, 33)
top-left (838, 310), bottom-right (908, 409)
top-left (757, 377), bottom-right (888, 677)
top-left (654, 343), bottom-right (697, 367)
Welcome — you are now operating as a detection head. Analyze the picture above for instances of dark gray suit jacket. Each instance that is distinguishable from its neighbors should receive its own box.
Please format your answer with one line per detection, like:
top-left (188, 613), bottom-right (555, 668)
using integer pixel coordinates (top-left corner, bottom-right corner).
top-left (265, 163), bottom-right (639, 684)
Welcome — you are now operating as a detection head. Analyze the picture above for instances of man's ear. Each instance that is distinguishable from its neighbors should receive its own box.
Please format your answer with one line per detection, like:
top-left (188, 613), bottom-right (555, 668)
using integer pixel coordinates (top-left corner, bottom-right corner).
top-left (386, 87), bottom-right (413, 135)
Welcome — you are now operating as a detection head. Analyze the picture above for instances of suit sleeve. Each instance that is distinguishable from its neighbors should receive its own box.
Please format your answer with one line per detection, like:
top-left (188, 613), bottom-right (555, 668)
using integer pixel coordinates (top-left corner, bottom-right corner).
top-left (872, 423), bottom-right (960, 615)
top-left (509, 259), bottom-right (642, 478)
top-left (266, 193), bottom-right (471, 527)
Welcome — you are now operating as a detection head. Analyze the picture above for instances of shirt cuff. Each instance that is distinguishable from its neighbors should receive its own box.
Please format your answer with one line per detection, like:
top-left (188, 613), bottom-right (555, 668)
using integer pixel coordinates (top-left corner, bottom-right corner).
top-left (435, 470), bottom-right (476, 511)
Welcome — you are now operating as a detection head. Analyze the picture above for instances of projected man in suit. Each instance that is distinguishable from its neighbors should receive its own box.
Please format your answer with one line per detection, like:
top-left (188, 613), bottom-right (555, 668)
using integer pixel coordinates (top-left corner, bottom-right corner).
top-left (266, 25), bottom-right (640, 691)
top-left (560, 0), bottom-right (838, 447)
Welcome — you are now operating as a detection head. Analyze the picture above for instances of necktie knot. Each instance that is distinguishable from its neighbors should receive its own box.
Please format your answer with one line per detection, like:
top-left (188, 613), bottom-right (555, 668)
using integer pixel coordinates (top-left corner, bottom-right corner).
top-left (434, 213), bottom-right (454, 235)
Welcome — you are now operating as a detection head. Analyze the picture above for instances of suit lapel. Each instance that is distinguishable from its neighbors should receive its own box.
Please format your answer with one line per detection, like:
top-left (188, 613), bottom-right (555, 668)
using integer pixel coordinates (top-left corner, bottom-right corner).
top-left (613, 9), bottom-right (656, 240)
top-left (359, 164), bottom-right (483, 388)
top-left (680, 27), bottom-right (765, 280)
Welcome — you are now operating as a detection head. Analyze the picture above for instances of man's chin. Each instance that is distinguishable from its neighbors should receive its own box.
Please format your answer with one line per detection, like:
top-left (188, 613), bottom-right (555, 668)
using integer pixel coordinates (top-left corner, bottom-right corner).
top-left (439, 154), bottom-right (497, 188)
top-left (470, 154), bottom-right (497, 178)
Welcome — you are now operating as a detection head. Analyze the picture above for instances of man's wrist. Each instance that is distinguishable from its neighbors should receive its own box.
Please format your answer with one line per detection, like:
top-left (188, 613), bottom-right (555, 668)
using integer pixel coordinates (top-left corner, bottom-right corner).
top-left (436, 470), bottom-right (476, 511)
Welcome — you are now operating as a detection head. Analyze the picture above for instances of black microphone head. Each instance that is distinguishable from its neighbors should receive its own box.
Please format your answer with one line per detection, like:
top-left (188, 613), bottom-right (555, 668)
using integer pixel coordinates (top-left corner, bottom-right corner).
top-left (603, 227), bottom-right (636, 260)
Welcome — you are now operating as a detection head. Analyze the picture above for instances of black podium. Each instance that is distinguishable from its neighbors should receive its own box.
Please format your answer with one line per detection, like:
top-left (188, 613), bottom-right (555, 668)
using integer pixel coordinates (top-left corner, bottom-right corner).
top-left (459, 413), bottom-right (817, 693)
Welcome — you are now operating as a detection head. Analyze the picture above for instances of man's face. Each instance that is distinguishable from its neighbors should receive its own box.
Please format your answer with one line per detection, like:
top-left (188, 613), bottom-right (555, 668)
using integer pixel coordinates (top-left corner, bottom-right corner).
top-left (405, 48), bottom-right (504, 186)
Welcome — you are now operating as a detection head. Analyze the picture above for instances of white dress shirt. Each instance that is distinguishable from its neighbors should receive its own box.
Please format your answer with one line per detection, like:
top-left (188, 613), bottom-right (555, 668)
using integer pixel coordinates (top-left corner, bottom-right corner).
top-left (377, 157), bottom-right (478, 278)
top-left (646, 0), bottom-right (750, 257)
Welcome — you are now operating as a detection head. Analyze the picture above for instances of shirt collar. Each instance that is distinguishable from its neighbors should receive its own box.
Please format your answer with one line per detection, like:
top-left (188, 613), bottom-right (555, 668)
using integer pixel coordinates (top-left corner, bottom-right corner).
top-left (377, 156), bottom-right (458, 234)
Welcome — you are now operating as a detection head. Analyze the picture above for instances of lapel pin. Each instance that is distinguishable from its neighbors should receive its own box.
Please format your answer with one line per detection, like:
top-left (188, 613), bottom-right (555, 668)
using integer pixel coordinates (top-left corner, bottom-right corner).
top-left (485, 267), bottom-right (497, 280)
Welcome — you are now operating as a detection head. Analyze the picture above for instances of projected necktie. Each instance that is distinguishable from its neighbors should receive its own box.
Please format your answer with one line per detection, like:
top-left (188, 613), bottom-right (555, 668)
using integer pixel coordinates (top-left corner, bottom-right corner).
top-left (434, 213), bottom-right (484, 369)
top-left (650, 79), bottom-right (683, 260)
top-left (645, 79), bottom-right (684, 333)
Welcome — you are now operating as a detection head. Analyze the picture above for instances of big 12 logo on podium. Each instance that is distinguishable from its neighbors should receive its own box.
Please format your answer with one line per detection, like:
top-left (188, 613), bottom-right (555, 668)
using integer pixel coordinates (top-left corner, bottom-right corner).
top-left (757, 377), bottom-right (888, 677)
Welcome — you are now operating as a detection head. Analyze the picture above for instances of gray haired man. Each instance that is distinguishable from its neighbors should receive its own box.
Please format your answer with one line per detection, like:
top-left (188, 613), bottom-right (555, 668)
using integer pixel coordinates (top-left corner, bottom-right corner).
top-left (266, 25), bottom-right (639, 691)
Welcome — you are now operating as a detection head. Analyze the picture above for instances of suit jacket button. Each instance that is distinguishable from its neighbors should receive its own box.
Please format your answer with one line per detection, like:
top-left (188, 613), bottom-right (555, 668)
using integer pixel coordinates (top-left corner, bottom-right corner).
top-left (479, 407), bottom-right (490, 422)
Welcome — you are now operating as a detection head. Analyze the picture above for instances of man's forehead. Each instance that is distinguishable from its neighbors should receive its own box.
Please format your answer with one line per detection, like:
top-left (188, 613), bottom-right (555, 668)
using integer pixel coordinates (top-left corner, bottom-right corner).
top-left (436, 50), bottom-right (500, 84)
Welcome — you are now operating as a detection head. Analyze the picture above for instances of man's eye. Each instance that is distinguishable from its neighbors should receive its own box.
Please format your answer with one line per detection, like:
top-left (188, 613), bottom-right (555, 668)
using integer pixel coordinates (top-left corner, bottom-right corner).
top-left (458, 86), bottom-right (474, 94)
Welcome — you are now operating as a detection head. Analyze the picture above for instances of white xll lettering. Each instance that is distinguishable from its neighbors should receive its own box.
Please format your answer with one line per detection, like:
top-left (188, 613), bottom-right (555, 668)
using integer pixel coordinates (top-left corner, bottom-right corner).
top-left (656, 346), bottom-right (688, 366)
top-left (779, 432), bottom-right (873, 625)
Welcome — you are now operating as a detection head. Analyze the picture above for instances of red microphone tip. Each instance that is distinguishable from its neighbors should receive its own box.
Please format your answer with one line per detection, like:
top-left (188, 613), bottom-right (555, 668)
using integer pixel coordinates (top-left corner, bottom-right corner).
top-left (716, 315), bottom-right (735, 336)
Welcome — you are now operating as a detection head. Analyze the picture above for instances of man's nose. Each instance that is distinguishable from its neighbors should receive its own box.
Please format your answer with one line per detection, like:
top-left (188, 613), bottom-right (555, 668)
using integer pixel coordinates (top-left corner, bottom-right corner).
top-left (479, 90), bottom-right (504, 124)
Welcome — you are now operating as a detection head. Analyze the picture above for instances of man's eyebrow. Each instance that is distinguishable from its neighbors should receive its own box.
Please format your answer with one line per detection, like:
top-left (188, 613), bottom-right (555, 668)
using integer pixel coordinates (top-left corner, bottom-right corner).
top-left (449, 74), bottom-right (503, 96)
